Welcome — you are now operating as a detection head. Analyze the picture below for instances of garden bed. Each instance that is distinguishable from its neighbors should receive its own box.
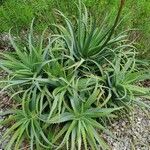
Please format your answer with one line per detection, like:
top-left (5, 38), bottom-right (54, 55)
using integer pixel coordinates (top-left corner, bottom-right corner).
top-left (0, 1), bottom-right (150, 149)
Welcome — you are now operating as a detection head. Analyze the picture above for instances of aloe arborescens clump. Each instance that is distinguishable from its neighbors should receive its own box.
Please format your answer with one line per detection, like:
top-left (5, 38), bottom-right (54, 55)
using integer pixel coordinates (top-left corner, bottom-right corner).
top-left (0, 0), bottom-right (150, 150)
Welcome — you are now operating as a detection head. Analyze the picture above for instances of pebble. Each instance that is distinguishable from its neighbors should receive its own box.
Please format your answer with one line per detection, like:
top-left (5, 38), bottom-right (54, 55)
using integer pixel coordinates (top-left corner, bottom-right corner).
top-left (103, 101), bottom-right (150, 150)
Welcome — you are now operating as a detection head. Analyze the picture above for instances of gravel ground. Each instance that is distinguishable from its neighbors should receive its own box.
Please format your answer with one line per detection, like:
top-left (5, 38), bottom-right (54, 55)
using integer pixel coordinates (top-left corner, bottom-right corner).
top-left (0, 91), bottom-right (12, 149)
top-left (0, 68), bottom-right (12, 149)
top-left (0, 33), bottom-right (11, 52)
top-left (103, 102), bottom-right (150, 150)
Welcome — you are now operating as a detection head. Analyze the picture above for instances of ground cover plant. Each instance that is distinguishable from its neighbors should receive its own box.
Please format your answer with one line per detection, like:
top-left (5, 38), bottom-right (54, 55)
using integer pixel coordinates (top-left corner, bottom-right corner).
top-left (0, 0), bottom-right (150, 150)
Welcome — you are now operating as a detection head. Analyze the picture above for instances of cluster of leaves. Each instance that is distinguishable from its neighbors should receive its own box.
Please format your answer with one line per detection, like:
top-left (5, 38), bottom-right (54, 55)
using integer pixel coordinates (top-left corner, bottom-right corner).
top-left (0, 1), bottom-right (150, 150)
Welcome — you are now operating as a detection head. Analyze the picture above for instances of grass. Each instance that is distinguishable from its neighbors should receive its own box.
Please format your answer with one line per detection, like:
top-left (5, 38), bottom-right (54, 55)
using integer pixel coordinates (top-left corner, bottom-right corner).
top-left (0, 0), bottom-right (150, 150)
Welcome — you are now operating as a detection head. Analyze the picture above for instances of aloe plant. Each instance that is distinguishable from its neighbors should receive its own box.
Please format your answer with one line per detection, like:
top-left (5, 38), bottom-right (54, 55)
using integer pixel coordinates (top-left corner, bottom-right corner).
top-left (0, 22), bottom-right (68, 99)
top-left (54, 0), bottom-right (126, 63)
top-left (40, 77), bottom-right (121, 150)
top-left (0, 90), bottom-right (56, 150)
top-left (104, 54), bottom-right (150, 110)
